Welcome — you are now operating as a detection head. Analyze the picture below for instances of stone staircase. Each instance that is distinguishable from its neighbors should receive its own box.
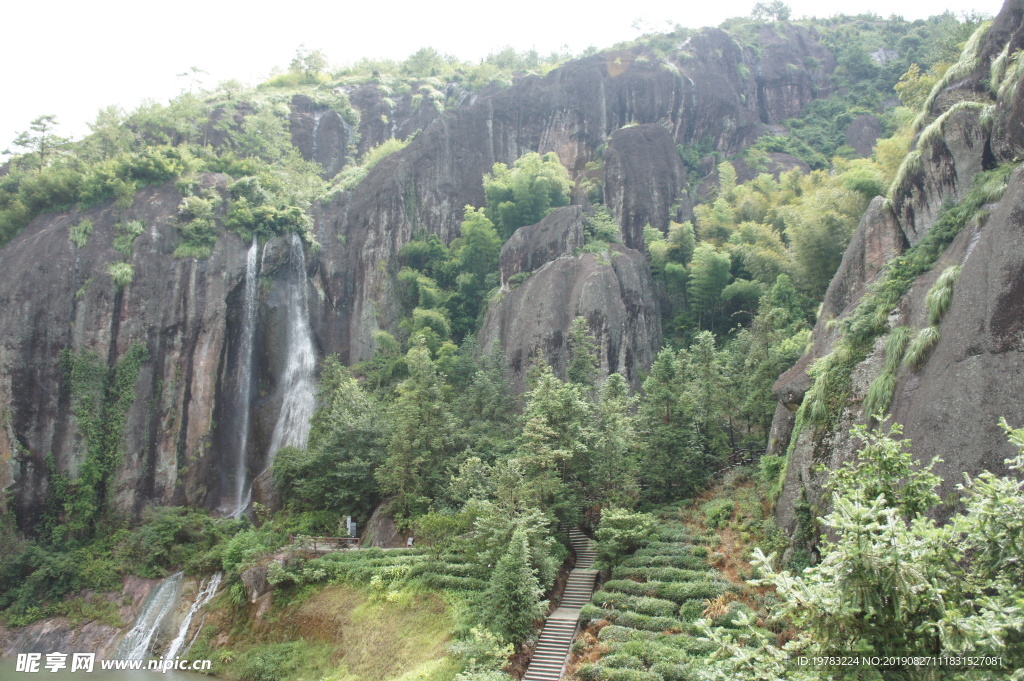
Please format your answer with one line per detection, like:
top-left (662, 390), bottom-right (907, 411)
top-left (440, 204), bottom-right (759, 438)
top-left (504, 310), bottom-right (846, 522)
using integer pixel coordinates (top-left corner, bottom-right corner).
top-left (523, 529), bottom-right (598, 681)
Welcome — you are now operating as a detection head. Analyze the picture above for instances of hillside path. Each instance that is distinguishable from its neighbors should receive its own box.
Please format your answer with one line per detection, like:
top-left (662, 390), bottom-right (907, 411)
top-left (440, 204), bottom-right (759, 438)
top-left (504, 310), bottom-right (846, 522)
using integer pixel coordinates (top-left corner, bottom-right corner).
top-left (523, 529), bottom-right (598, 681)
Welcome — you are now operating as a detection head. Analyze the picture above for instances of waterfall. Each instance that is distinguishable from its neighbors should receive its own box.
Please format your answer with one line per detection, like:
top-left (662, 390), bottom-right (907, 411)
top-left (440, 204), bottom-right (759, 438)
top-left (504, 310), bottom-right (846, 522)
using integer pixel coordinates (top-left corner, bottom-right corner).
top-left (230, 237), bottom-right (260, 518)
top-left (116, 572), bottom-right (184, 660)
top-left (267, 233), bottom-right (316, 457)
top-left (311, 111), bottom-right (325, 162)
top-left (163, 572), bottom-right (222, 661)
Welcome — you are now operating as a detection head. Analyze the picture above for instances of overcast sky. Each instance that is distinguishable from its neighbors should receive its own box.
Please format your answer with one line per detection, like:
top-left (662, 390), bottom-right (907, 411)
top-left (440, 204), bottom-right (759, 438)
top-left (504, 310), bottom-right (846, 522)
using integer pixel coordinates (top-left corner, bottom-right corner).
top-left (1, 0), bottom-right (1004, 149)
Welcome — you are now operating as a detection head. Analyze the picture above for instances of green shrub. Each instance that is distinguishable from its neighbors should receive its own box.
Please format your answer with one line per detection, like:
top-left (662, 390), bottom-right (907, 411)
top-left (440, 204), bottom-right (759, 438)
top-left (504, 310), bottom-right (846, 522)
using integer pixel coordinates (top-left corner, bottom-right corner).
top-left (595, 508), bottom-right (660, 567)
top-left (598, 626), bottom-right (658, 643)
top-left (601, 653), bottom-right (644, 669)
top-left (579, 603), bottom-right (608, 626)
top-left (174, 194), bottom-right (220, 258)
top-left (114, 506), bottom-right (240, 578)
top-left (592, 592), bottom-right (678, 618)
top-left (883, 326), bottom-right (912, 374)
top-left (599, 666), bottom-right (663, 681)
top-left (701, 499), bottom-right (733, 529)
top-left (618, 554), bottom-right (707, 570)
top-left (862, 370), bottom-right (897, 420)
top-left (112, 220), bottom-right (145, 256)
top-left (236, 641), bottom-right (330, 681)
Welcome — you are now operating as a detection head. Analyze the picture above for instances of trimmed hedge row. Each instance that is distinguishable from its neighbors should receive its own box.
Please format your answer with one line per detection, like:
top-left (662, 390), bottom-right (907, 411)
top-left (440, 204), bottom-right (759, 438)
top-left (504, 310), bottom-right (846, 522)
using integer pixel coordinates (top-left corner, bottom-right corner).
top-left (592, 591), bottom-right (678, 617)
top-left (618, 554), bottom-right (708, 570)
top-left (580, 605), bottom-right (685, 633)
top-left (611, 566), bottom-right (718, 583)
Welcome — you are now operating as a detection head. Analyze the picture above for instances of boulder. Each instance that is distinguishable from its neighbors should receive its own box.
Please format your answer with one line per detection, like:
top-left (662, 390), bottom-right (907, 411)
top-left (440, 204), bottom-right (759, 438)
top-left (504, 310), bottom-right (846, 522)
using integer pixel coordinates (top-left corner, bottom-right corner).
top-left (499, 206), bottom-right (583, 287)
top-left (480, 244), bottom-right (661, 391)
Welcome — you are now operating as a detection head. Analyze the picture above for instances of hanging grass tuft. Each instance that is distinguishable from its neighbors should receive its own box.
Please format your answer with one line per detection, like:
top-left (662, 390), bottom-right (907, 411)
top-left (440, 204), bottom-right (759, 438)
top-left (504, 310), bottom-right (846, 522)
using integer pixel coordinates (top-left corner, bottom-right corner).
top-left (926, 265), bottom-right (962, 326)
top-left (903, 326), bottom-right (941, 371)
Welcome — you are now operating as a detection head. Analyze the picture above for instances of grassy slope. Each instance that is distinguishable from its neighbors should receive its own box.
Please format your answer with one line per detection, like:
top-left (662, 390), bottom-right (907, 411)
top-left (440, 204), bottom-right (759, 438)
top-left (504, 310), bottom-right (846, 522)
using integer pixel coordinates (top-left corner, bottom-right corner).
top-left (189, 570), bottom-right (458, 681)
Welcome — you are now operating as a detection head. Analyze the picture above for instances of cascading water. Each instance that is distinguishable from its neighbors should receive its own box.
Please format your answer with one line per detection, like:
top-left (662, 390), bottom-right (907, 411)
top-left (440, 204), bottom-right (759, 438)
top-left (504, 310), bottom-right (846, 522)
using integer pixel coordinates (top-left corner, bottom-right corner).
top-left (163, 572), bottom-right (222, 661)
top-left (311, 111), bottom-right (325, 162)
top-left (267, 233), bottom-right (317, 456)
top-left (230, 237), bottom-right (261, 518)
top-left (116, 572), bottom-right (184, 660)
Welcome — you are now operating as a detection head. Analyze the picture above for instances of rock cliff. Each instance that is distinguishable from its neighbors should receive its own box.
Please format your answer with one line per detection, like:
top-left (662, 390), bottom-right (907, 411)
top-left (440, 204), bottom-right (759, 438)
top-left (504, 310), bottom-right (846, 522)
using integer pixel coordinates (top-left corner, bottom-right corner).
top-left (771, 0), bottom-right (1024, 534)
top-left (0, 24), bottom-right (839, 527)
top-left (480, 208), bottom-right (661, 390)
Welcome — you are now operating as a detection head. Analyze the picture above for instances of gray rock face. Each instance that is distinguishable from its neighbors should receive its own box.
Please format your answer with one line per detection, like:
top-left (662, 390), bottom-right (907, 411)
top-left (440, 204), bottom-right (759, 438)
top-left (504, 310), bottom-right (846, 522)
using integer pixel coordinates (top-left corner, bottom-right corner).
top-left (754, 24), bottom-right (836, 123)
top-left (480, 244), bottom-right (661, 391)
top-left (313, 35), bottom-right (835, 365)
top-left (845, 114), bottom-right (883, 157)
top-left (893, 107), bottom-right (989, 245)
top-left (770, 1), bottom-right (1024, 534)
top-left (604, 124), bottom-right (689, 249)
top-left (0, 177), bottom-right (242, 529)
top-left (289, 95), bottom-right (353, 178)
top-left (890, 168), bottom-right (1024, 491)
top-left (0, 25), bottom-right (839, 529)
top-left (499, 206), bottom-right (583, 287)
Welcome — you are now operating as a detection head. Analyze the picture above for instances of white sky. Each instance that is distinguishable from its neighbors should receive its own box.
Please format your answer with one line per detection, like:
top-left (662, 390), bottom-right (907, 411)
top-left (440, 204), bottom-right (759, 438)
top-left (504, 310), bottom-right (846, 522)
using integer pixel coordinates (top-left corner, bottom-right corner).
top-left (1, 0), bottom-right (1004, 149)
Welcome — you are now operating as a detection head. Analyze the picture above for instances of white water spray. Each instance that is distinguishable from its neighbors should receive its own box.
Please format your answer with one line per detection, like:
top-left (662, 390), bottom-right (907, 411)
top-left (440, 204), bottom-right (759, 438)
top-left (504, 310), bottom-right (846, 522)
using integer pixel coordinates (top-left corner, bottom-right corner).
top-left (116, 572), bottom-right (183, 660)
top-left (268, 233), bottom-right (317, 456)
top-left (163, 572), bottom-right (222, 661)
top-left (230, 237), bottom-right (260, 518)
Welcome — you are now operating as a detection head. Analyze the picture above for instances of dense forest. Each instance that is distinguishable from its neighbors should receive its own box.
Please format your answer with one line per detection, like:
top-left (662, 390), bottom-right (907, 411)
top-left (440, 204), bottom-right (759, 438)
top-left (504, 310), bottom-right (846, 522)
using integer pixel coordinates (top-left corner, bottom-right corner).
top-left (1, 3), bottom-right (1023, 681)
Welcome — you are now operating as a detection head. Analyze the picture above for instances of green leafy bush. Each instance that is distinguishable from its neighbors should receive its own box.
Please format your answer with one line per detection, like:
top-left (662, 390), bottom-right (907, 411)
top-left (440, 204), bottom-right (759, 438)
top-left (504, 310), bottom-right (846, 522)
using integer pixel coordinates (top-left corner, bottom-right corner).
top-left (483, 152), bottom-right (572, 240)
top-left (701, 499), bottom-right (733, 529)
top-left (595, 508), bottom-right (660, 567)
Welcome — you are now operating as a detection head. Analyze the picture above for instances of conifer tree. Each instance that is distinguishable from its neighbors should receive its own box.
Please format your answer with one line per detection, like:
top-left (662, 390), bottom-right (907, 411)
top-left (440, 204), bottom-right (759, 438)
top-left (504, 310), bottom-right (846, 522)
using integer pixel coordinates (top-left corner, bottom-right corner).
top-left (486, 529), bottom-right (546, 644)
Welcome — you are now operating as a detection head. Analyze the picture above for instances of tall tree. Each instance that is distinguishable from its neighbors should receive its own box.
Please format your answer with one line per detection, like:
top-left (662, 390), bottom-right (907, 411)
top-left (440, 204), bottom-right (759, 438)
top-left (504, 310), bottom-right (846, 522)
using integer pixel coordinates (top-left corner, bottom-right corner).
top-left (7, 115), bottom-right (68, 171)
top-left (483, 152), bottom-right (572, 240)
top-left (376, 338), bottom-right (456, 521)
top-left (486, 529), bottom-right (547, 645)
top-left (687, 244), bottom-right (731, 330)
top-left (566, 316), bottom-right (599, 389)
top-left (588, 374), bottom-right (640, 506)
top-left (273, 357), bottom-right (385, 519)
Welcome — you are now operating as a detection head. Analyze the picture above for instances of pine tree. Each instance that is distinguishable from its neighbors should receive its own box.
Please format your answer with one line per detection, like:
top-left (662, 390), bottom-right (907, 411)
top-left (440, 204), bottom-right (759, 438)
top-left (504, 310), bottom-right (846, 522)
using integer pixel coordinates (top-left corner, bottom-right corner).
top-left (486, 529), bottom-right (547, 644)
top-left (566, 316), bottom-right (599, 388)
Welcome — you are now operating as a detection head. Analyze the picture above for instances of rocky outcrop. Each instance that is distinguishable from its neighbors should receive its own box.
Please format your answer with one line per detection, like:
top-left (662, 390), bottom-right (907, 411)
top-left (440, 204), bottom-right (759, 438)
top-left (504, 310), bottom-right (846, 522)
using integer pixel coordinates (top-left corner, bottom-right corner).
top-left (889, 168), bottom-right (1024, 489)
top-left (313, 30), bottom-right (836, 365)
top-left (0, 575), bottom-right (160, 658)
top-left (754, 24), bottom-right (835, 123)
top-left (499, 206), bottom-right (584, 287)
top-left (289, 95), bottom-right (353, 178)
top-left (0, 175), bottom-right (328, 528)
top-left (604, 125), bottom-right (689, 249)
top-left (0, 176), bottom-right (242, 528)
top-left (480, 242), bottom-right (661, 391)
top-left (845, 114), bottom-right (883, 158)
top-left (0, 23), bottom-right (840, 529)
top-left (770, 0), bottom-right (1024, 534)
top-left (363, 499), bottom-right (403, 547)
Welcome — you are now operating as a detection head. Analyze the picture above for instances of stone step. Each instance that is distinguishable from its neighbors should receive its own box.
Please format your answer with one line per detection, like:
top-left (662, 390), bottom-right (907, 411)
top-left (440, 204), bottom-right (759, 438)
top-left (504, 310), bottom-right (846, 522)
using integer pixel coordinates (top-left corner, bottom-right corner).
top-left (523, 527), bottom-right (596, 681)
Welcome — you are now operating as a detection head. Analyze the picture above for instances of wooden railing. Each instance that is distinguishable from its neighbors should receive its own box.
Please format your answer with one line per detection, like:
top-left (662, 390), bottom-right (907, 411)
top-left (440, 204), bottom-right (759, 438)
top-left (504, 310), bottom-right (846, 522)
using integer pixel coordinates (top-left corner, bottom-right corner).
top-left (289, 534), bottom-right (361, 551)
